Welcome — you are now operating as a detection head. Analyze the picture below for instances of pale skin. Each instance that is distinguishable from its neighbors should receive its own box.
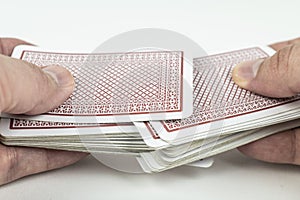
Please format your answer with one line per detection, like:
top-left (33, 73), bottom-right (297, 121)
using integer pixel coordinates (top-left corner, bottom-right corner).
top-left (233, 38), bottom-right (300, 165)
top-left (0, 38), bottom-right (87, 186)
top-left (0, 37), bottom-right (299, 186)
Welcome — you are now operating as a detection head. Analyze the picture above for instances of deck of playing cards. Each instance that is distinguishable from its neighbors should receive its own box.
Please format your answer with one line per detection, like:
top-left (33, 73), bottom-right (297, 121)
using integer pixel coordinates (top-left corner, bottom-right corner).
top-left (1, 45), bottom-right (300, 172)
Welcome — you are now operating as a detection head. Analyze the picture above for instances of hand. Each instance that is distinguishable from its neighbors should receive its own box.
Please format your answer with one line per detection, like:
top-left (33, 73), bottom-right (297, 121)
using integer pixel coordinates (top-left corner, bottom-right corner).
top-left (0, 38), bottom-right (87, 186)
top-left (232, 38), bottom-right (300, 165)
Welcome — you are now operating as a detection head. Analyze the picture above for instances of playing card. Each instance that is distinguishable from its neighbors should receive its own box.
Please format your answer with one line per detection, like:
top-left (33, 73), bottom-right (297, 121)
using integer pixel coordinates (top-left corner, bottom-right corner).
top-left (184, 158), bottom-right (214, 168)
top-left (0, 118), bottom-right (137, 137)
top-left (137, 118), bottom-right (300, 172)
top-left (6, 45), bottom-right (193, 123)
top-left (3, 44), bottom-right (300, 173)
top-left (134, 121), bottom-right (168, 148)
top-left (136, 46), bottom-right (300, 144)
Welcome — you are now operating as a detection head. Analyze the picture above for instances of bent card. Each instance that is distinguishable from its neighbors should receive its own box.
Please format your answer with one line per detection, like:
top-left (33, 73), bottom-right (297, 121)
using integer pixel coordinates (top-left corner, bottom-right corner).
top-left (136, 47), bottom-right (300, 144)
top-left (6, 45), bottom-right (193, 123)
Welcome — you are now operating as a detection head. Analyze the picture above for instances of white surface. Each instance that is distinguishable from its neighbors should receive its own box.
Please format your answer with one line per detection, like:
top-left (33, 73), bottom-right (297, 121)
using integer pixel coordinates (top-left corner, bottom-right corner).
top-left (1, 152), bottom-right (300, 200)
top-left (1, 0), bottom-right (300, 199)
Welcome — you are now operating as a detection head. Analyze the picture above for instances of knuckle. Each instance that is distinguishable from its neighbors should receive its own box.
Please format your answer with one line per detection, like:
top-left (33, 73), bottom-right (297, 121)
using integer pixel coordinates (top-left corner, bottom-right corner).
top-left (45, 150), bottom-right (51, 171)
top-left (268, 45), bottom-right (299, 94)
top-left (271, 46), bottom-right (291, 75)
top-left (0, 58), bottom-right (11, 113)
top-left (22, 63), bottom-right (52, 112)
top-left (291, 128), bottom-right (300, 165)
top-left (290, 37), bottom-right (300, 45)
top-left (0, 85), bottom-right (3, 114)
top-left (0, 146), bottom-right (18, 184)
top-left (284, 45), bottom-right (300, 94)
top-left (0, 38), bottom-right (5, 55)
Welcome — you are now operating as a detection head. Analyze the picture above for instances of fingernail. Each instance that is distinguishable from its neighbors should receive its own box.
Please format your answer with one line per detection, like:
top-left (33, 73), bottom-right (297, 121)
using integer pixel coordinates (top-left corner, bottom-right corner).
top-left (42, 65), bottom-right (75, 88)
top-left (232, 59), bottom-right (264, 88)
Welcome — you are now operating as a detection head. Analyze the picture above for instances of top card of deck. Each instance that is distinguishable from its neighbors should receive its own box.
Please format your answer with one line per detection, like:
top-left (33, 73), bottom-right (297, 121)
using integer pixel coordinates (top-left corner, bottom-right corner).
top-left (136, 47), bottom-right (300, 145)
top-left (0, 118), bottom-right (137, 137)
top-left (8, 45), bottom-right (193, 123)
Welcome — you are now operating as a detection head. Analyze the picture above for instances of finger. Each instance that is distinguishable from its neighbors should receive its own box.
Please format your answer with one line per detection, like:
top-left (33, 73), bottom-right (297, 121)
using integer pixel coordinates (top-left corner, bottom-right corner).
top-left (0, 55), bottom-right (75, 115)
top-left (232, 44), bottom-right (300, 97)
top-left (238, 128), bottom-right (300, 165)
top-left (270, 37), bottom-right (300, 51)
top-left (0, 38), bottom-right (31, 56)
top-left (0, 144), bottom-right (87, 185)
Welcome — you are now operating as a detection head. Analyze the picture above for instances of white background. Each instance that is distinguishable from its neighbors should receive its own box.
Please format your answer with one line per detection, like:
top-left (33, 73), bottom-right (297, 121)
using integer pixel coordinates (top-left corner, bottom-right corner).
top-left (0, 0), bottom-right (300, 199)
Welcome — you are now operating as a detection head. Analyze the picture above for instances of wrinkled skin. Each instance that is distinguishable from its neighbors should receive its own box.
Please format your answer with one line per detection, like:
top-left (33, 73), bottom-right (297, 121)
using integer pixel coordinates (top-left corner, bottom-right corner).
top-left (0, 38), bottom-right (87, 186)
top-left (233, 38), bottom-right (300, 165)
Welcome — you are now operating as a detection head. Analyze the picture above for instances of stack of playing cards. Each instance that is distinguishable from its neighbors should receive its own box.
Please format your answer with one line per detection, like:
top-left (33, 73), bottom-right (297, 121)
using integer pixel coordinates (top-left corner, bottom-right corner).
top-left (1, 45), bottom-right (300, 172)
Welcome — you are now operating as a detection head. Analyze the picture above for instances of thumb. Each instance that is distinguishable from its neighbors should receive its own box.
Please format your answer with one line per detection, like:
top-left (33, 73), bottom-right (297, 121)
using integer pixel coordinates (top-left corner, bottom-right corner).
top-left (232, 44), bottom-right (300, 97)
top-left (0, 54), bottom-right (74, 115)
